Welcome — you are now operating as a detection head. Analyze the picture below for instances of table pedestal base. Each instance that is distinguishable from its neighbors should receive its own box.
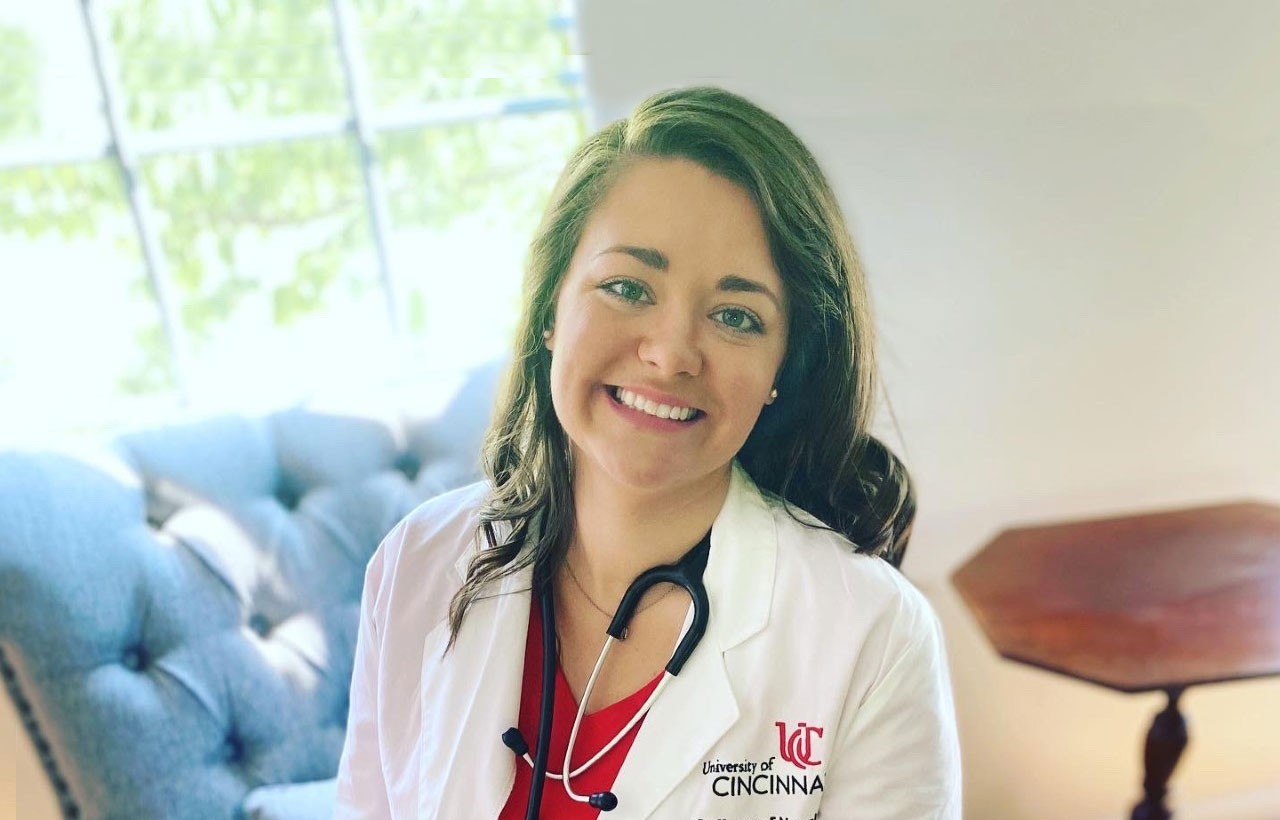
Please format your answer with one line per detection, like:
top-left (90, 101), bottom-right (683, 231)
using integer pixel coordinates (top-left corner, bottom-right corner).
top-left (1131, 687), bottom-right (1188, 820)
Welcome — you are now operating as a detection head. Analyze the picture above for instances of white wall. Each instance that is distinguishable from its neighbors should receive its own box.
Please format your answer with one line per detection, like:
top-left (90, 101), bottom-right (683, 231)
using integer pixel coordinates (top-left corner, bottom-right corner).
top-left (576, 1), bottom-right (1280, 817)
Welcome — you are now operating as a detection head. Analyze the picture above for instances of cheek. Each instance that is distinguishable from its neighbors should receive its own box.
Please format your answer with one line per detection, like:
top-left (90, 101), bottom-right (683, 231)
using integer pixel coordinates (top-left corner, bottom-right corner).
top-left (557, 302), bottom-right (629, 364)
top-left (721, 371), bottom-right (772, 425)
top-left (548, 311), bottom-right (615, 398)
top-left (551, 290), bottom-right (591, 344)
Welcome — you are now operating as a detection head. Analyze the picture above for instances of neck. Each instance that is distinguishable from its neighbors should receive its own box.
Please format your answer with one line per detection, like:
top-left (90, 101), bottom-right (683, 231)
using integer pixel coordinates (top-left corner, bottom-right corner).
top-left (566, 462), bottom-right (731, 606)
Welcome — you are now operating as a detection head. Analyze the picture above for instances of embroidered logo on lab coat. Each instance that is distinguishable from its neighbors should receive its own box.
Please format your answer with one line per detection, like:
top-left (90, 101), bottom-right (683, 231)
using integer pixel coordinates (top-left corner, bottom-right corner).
top-left (775, 721), bottom-right (823, 769)
top-left (697, 721), bottom-right (826, 801)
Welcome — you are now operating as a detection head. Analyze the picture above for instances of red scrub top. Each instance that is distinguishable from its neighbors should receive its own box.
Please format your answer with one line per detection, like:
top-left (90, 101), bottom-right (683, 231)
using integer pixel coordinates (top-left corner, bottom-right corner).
top-left (499, 595), bottom-right (663, 820)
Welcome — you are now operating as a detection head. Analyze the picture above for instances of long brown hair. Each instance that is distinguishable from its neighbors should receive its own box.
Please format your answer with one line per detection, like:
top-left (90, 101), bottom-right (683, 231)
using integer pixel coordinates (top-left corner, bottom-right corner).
top-left (447, 86), bottom-right (915, 644)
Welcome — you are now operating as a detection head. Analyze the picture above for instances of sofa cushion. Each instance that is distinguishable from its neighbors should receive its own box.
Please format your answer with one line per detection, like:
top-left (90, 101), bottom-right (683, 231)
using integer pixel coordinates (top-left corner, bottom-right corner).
top-left (0, 373), bottom-right (495, 819)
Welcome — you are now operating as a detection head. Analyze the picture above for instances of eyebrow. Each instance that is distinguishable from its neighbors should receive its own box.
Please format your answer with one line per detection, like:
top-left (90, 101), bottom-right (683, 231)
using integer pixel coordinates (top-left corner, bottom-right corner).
top-left (598, 244), bottom-right (783, 311)
top-left (601, 244), bottom-right (669, 270)
top-left (717, 274), bottom-right (782, 311)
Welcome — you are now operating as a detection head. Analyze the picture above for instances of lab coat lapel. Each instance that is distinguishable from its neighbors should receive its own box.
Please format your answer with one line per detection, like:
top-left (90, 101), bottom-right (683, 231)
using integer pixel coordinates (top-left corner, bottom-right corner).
top-left (418, 552), bottom-right (532, 819)
top-left (609, 463), bottom-right (778, 819)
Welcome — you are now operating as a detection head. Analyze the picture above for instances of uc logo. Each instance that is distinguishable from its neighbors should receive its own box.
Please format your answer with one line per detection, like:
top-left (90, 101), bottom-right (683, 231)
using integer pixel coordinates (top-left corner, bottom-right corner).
top-left (775, 720), bottom-right (824, 769)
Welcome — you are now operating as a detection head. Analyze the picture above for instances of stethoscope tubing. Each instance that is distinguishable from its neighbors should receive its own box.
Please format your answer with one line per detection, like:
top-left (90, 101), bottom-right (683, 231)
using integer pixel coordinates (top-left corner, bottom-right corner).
top-left (562, 641), bottom-right (674, 795)
top-left (517, 534), bottom-right (712, 819)
top-left (518, 670), bottom-right (672, 780)
top-left (524, 569), bottom-right (558, 820)
top-left (608, 545), bottom-right (711, 674)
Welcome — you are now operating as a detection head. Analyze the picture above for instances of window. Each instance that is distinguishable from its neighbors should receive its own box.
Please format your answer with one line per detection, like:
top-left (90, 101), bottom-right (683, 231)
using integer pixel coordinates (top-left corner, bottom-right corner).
top-left (0, 0), bottom-right (585, 444)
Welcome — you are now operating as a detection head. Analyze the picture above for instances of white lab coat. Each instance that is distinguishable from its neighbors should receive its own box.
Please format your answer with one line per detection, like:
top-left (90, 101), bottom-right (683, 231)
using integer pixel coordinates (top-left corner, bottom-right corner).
top-left (335, 463), bottom-right (962, 819)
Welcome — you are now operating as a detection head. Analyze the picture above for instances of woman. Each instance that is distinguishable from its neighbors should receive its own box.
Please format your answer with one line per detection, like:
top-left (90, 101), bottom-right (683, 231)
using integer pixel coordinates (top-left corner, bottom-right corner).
top-left (336, 86), bottom-right (961, 819)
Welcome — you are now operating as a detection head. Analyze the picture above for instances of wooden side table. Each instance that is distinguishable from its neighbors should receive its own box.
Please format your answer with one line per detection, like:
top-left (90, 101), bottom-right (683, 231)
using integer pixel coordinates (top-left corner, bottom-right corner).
top-left (952, 502), bottom-right (1280, 819)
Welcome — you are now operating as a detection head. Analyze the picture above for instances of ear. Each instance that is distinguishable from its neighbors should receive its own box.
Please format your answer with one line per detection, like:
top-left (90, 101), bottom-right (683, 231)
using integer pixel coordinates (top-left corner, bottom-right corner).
top-left (542, 327), bottom-right (554, 351)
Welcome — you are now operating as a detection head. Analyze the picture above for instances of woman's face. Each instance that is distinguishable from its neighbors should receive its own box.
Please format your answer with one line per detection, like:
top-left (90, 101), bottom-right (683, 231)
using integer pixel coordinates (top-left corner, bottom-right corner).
top-left (545, 157), bottom-right (788, 499)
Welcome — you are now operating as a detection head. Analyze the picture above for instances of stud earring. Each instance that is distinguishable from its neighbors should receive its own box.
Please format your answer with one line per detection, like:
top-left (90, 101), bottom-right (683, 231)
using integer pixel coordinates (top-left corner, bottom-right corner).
top-left (542, 329), bottom-right (552, 340)
top-left (769, 388), bottom-right (778, 400)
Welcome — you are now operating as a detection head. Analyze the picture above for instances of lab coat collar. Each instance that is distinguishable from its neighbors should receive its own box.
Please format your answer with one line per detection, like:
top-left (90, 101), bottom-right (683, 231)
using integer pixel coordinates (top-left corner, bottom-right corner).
top-left (608, 461), bottom-right (777, 819)
top-left (704, 461), bottom-right (778, 653)
top-left (429, 462), bottom-right (778, 819)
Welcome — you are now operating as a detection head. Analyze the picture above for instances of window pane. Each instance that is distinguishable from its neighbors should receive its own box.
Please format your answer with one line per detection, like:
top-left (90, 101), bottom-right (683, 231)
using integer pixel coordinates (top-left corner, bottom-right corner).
top-left (356, 0), bottom-right (577, 109)
top-left (380, 109), bottom-right (584, 376)
top-left (2, 0), bottom-right (587, 442)
top-left (139, 137), bottom-right (395, 408)
top-left (102, 0), bottom-right (347, 131)
top-left (0, 163), bottom-right (177, 445)
top-left (0, 1), bottom-right (109, 156)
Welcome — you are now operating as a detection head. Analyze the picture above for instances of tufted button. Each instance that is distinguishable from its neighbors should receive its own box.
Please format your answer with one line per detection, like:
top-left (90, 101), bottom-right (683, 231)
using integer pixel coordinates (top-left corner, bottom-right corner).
top-left (121, 646), bottom-right (148, 672)
top-left (248, 613), bottom-right (272, 637)
top-left (394, 450), bottom-right (421, 480)
top-left (274, 481), bottom-right (301, 511)
top-left (223, 734), bottom-right (244, 764)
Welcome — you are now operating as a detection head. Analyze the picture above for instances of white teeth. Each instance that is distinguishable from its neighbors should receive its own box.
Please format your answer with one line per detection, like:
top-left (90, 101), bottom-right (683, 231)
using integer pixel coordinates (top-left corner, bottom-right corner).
top-left (613, 387), bottom-right (696, 421)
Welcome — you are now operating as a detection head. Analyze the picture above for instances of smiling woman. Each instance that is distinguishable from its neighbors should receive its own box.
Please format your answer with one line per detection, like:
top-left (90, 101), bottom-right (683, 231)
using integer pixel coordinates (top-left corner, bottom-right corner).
top-left (335, 86), bottom-right (961, 820)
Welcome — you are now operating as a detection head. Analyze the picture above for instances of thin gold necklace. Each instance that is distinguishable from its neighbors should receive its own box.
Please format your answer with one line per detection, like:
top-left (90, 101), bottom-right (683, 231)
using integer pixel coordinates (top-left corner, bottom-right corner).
top-left (563, 558), bottom-right (675, 620)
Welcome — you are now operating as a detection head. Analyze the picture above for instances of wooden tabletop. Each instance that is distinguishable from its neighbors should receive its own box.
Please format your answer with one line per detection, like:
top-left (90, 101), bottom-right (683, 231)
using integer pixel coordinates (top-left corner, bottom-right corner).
top-left (952, 501), bottom-right (1280, 692)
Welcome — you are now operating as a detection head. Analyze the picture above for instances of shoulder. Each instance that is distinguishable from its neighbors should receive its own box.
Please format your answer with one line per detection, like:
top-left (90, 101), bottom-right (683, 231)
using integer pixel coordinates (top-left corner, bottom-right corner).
top-left (765, 495), bottom-right (940, 665)
top-left (379, 480), bottom-right (489, 566)
top-left (395, 480), bottom-right (491, 559)
top-left (365, 480), bottom-right (491, 630)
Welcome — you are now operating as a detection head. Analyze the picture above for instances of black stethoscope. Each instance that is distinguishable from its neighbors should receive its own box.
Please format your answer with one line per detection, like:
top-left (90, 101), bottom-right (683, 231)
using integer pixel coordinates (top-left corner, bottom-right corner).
top-left (501, 533), bottom-right (712, 820)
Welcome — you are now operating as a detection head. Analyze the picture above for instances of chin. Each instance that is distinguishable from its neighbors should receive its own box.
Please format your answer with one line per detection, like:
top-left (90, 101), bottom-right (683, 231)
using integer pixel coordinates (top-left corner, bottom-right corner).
top-left (601, 455), bottom-right (730, 496)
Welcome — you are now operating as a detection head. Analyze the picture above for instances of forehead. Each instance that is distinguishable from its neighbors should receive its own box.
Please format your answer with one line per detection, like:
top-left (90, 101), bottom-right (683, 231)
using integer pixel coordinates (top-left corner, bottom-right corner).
top-left (573, 158), bottom-right (781, 290)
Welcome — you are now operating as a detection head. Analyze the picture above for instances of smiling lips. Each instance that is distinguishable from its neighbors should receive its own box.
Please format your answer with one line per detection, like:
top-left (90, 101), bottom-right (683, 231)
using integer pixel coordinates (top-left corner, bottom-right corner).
top-left (609, 386), bottom-right (703, 422)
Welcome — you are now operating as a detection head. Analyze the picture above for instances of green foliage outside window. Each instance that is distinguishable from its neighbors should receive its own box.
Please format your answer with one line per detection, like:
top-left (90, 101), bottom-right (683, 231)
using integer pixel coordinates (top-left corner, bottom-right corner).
top-left (0, 0), bottom-right (583, 398)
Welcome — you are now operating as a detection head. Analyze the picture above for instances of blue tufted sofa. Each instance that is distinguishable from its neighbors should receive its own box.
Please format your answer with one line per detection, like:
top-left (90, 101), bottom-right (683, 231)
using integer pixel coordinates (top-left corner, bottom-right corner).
top-left (0, 364), bottom-right (501, 819)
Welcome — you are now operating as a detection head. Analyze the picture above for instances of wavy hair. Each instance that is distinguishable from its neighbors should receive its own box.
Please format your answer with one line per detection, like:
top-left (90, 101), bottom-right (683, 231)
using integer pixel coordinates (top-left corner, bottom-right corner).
top-left (447, 86), bottom-right (915, 644)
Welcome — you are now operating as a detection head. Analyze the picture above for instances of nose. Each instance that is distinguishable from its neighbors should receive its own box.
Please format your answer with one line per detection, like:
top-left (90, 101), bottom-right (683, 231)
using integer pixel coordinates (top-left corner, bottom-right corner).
top-left (637, 308), bottom-right (703, 378)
